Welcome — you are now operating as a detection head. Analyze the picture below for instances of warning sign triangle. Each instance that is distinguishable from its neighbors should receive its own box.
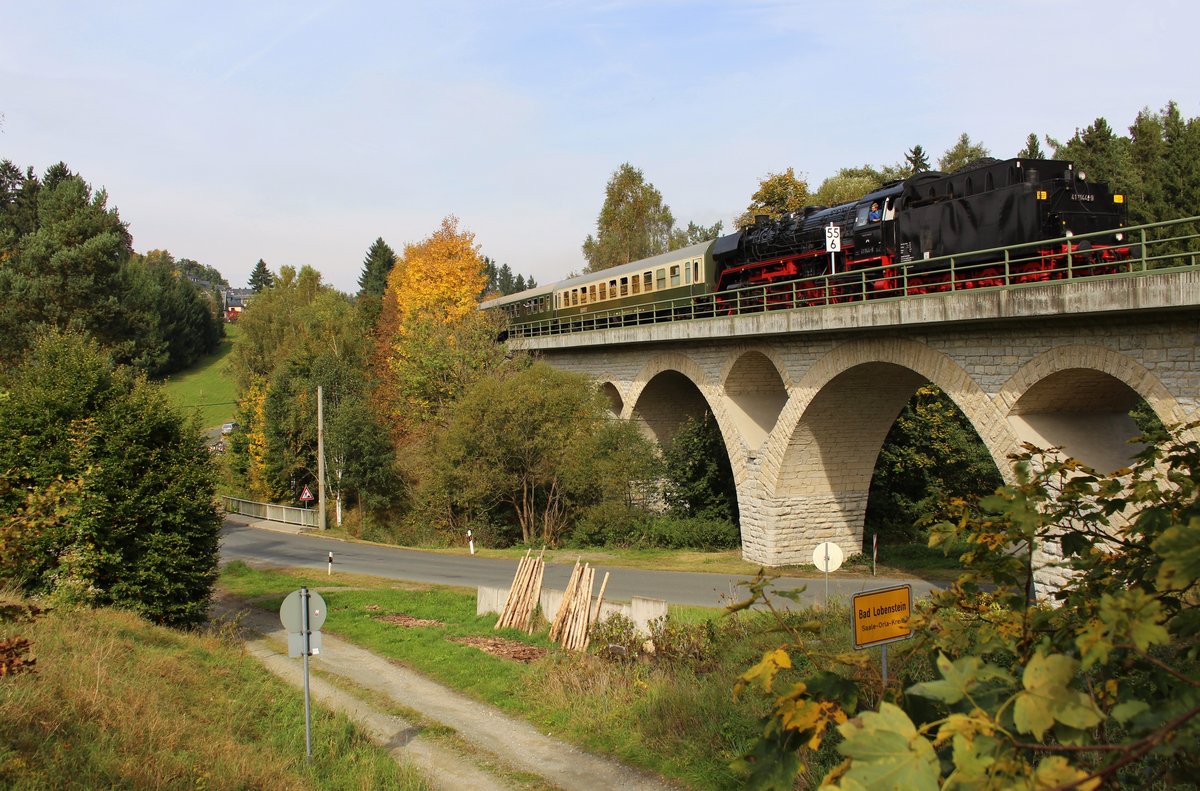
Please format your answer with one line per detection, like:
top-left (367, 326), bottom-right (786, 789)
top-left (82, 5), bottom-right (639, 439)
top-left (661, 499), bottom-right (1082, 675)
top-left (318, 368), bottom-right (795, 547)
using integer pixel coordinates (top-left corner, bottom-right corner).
top-left (300, 485), bottom-right (314, 502)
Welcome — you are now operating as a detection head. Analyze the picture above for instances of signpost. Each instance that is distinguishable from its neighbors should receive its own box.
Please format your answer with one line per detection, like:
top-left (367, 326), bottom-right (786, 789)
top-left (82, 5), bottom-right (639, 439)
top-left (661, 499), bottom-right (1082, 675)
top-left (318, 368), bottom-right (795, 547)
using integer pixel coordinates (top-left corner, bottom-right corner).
top-left (280, 587), bottom-right (326, 760)
top-left (851, 584), bottom-right (913, 686)
top-left (299, 485), bottom-right (314, 504)
top-left (825, 224), bottom-right (841, 272)
top-left (811, 541), bottom-right (844, 606)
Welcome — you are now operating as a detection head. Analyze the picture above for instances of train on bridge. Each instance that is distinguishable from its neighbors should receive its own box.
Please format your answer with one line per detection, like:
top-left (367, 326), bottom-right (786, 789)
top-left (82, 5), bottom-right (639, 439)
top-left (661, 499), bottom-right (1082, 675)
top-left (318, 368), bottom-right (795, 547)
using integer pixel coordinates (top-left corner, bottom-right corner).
top-left (482, 158), bottom-right (1132, 333)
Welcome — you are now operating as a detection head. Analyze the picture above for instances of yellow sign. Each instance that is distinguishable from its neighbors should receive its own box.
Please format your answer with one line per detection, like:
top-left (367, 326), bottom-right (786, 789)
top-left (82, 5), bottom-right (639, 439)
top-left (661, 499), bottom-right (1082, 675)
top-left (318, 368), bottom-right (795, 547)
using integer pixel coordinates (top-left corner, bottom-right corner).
top-left (852, 585), bottom-right (913, 649)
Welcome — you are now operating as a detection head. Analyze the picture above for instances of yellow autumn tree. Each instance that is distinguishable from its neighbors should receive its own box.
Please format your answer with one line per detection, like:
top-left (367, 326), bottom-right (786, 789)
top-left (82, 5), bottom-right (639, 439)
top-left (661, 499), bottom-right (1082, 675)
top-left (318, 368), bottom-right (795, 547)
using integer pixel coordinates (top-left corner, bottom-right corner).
top-left (371, 216), bottom-right (510, 442)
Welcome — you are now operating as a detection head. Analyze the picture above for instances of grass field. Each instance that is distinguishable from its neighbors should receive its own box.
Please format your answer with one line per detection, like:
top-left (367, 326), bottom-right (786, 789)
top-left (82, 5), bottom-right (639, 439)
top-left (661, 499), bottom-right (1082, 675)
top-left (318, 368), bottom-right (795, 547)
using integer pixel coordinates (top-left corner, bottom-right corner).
top-left (161, 323), bottom-right (240, 430)
top-left (218, 561), bottom-right (937, 789)
top-left (0, 590), bottom-right (427, 790)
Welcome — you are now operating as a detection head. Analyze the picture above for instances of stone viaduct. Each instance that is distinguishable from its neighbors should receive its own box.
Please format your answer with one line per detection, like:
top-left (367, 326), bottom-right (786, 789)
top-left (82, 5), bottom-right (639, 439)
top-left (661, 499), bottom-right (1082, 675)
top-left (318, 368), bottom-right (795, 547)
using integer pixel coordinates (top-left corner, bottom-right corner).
top-left (510, 270), bottom-right (1200, 572)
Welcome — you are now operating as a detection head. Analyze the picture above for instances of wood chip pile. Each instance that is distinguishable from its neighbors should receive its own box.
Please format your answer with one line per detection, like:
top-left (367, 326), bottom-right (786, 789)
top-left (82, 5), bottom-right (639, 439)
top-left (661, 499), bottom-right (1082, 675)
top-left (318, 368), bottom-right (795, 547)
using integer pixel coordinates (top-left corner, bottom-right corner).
top-left (494, 548), bottom-right (545, 633)
top-left (549, 560), bottom-right (610, 652)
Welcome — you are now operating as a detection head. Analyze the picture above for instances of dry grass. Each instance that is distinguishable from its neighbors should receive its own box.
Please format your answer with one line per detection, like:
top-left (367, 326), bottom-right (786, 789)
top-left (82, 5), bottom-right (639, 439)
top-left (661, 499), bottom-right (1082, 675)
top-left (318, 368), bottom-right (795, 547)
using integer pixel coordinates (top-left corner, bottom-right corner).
top-left (0, 594), bottom-right (425, 790)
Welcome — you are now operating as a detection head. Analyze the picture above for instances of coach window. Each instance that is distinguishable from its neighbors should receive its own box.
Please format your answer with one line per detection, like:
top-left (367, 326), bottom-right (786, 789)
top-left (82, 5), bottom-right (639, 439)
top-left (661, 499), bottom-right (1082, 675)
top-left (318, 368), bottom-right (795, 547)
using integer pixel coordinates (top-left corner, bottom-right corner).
top-left (644, 272), bottom-right (653, 291)
top-left (670, 265), bottom-right (680, 287)
top-left (620, 277), bottom-right (629, 296)
top-left (589, 284), bottom-right (597, 302)
top-left (599, 282), bottom-right (607, 300)
top-left (631, 275), bottom-right (641, 295)
top-left (609, 279), bottom-right (617, 298)
top-left (693, 259), bottom-right (702, 283)
top-left (579, 288), bottom-right (587, 305)
top-left (656, 268), bottom-right (666, 290)
top-left (683, 263), bottom-right (691, 285)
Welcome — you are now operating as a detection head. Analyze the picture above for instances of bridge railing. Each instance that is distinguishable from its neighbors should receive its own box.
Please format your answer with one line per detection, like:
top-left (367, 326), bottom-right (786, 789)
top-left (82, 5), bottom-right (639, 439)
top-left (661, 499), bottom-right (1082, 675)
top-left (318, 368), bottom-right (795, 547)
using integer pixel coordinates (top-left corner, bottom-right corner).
top-left (507, 216), bottom-right (1200, 338)
top-left (221, 495), bottom-right (319, 528)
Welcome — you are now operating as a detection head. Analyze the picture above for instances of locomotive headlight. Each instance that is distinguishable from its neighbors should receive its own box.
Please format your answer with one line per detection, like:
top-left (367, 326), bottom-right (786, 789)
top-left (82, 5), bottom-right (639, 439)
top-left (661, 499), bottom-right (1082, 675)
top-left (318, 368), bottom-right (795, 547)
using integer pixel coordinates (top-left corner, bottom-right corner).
top-left (1064, 230), bottom-right (1074, 238)
top-left (1078, 171), bottom-right (1087, 181)
top-left (1115, 232), bottom-right (1125, 241)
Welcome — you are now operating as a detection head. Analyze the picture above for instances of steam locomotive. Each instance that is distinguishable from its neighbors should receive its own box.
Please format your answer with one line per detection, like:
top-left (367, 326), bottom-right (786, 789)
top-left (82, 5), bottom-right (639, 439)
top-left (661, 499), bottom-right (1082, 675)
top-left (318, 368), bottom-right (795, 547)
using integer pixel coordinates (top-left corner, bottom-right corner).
top-left (483, 158), bottom-right (1131, 331)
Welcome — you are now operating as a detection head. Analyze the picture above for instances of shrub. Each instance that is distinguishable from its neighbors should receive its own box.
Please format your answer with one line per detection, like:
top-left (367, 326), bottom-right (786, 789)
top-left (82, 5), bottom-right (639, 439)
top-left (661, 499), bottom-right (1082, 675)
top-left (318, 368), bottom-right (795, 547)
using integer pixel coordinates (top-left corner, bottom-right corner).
top-left (638, 515), bottom-right (740, 550)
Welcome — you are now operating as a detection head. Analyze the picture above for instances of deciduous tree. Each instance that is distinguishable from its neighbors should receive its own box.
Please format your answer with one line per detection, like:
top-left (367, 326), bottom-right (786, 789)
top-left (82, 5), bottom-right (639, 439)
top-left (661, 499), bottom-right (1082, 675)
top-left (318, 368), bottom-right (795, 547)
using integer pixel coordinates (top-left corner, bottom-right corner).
top-left (372, 216), bottom-right (510, 439)
top-left (737, 168), bottom-right (809, 228)
top-left (582, 163), bottom-right (677, 271)
top-left (937, 132), bottom-right (991, 173)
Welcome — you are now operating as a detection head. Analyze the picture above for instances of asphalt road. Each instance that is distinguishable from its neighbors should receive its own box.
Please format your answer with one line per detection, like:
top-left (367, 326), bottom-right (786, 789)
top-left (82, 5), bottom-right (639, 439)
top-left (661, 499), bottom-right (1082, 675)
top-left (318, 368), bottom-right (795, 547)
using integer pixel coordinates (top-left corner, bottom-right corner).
top-left (220, 517), bottom-right (941, 609)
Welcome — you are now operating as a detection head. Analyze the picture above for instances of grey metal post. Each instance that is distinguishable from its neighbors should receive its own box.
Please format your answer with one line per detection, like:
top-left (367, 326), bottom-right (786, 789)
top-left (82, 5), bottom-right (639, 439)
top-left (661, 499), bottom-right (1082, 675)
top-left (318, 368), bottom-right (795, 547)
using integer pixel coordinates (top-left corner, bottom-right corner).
top-left (301, 586), bottom-right (312, 760)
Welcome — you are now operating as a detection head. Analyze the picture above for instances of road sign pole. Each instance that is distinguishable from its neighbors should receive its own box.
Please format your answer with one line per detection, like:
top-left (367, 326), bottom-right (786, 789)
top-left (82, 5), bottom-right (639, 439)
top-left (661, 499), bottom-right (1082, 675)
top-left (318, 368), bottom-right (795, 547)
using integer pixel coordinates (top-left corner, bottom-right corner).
top-left (301, 586), bottom-right (312, 761)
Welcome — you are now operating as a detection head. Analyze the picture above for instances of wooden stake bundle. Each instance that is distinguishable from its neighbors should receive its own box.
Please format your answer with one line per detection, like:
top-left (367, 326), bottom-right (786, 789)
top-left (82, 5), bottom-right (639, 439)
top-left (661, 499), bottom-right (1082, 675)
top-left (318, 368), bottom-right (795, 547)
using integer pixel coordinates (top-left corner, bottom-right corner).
top-left (548, 559), bottom-right (583, 642)
top-left (583, 571), bottom-right (610, 651)
top-left (552, 563), bottom-right (596, 652)
top-left (565, 565), bottom-right (595, 651)
top-left (495, 548), bottom-right (544, 631)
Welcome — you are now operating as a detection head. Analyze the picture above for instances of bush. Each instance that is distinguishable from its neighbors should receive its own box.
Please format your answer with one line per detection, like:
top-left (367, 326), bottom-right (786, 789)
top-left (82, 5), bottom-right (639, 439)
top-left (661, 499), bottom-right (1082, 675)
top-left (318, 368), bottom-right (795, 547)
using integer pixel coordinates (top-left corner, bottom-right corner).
top-left (0, 330), bottom-right (221, 627)
top-left (638, 515), bottom-right (740, 550)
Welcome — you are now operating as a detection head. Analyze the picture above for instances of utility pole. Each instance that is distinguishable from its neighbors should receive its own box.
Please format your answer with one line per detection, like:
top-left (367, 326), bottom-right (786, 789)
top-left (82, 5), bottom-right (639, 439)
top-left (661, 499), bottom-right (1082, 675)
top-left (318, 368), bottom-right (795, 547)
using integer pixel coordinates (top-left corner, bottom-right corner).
top-left (317, 385), bottom-right (326, 530)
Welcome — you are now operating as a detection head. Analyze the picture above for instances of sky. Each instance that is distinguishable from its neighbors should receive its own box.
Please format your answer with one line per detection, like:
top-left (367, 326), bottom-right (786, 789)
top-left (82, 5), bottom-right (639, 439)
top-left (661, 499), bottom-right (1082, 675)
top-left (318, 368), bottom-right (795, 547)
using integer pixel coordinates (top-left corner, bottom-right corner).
top-left (3, 1), bottom-right (1197, 294)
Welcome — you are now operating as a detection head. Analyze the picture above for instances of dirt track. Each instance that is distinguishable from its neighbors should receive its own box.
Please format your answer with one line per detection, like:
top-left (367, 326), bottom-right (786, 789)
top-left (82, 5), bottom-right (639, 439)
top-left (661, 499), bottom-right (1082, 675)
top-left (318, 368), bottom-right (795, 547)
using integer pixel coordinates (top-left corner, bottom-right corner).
top-left (215, 594), bottom-right (679, 791)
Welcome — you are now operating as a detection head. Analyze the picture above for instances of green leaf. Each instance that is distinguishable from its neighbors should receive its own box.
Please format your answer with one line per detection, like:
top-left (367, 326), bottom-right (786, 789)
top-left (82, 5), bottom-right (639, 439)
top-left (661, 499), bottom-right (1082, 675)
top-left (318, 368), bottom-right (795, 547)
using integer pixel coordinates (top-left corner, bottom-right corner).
top-left (1013, 651), bottom-right (1103, 739)
top-left (908, 653), bottom-right (1012, 705)
top-left (836, 703), bottom-right (940, 791)
top-left (1111, 700), bottom-right (1150, 724)
top-left (1153, 518), bottom-right (1200, 592)
top-left (1033, 756), bottom-right (1099, 791)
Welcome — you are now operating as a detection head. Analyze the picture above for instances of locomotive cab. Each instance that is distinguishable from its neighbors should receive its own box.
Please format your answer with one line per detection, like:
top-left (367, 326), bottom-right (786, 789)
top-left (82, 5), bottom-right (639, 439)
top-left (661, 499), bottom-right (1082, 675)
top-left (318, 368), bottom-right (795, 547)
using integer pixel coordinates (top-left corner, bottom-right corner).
top-left (851, 187), bottom-right (902, 263)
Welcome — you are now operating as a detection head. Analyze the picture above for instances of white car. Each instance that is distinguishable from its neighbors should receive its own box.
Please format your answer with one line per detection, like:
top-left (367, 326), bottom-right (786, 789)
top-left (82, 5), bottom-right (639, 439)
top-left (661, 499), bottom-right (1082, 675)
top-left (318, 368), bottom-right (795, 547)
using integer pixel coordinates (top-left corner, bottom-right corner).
top-left (221, 422), bottom-right (239, 435)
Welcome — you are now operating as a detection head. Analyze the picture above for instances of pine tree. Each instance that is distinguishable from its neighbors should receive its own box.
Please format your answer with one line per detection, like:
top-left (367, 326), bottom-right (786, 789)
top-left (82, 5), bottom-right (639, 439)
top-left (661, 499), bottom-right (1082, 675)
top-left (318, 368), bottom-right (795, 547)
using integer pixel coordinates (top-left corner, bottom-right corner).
top-left (356, 237), bottom-right (397, 298)
top-left (248, 259), bottom-right (274, 293)
top-left (905, 145), bottom-right (931, 174)
top-left (1017, 133), bottom-right (1045, 159)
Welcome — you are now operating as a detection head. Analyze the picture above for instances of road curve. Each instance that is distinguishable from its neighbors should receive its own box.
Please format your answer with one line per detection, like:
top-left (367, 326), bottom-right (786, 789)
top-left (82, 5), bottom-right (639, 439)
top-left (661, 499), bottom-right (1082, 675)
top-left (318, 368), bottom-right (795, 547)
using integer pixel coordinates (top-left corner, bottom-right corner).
top-left (221, 517), bottom-right (941, 608)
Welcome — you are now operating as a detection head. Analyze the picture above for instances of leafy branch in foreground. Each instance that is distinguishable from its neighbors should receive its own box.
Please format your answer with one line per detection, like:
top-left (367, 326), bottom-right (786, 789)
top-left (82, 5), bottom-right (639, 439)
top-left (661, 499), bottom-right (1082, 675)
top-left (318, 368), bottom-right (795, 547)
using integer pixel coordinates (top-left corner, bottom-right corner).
top-left (731, 423), bottom-right (1200, 790)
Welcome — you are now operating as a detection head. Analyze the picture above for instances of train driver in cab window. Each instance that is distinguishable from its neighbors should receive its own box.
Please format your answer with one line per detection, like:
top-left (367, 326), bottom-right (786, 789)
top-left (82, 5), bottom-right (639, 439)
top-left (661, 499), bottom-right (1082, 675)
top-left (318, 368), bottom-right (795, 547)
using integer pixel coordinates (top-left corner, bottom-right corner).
top-left (868, 201), bottom-right (882, 223)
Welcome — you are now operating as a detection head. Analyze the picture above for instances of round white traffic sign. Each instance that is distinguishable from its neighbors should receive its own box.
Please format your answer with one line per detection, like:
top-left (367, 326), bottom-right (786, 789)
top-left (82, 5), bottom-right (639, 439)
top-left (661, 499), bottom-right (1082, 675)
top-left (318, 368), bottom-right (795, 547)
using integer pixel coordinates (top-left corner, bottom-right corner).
top-left (280, 588), bottom-right (327, 633)
top-left (812, 542), bottom-right (844, 573)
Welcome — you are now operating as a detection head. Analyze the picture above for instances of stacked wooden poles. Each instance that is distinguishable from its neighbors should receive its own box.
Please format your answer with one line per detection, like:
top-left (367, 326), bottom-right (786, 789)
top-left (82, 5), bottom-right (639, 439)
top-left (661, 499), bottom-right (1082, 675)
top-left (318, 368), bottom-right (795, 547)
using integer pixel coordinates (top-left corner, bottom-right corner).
top-left (494, 547), bottom-right (545, 633)
top-left (550, 561), bottom-right (608, 651)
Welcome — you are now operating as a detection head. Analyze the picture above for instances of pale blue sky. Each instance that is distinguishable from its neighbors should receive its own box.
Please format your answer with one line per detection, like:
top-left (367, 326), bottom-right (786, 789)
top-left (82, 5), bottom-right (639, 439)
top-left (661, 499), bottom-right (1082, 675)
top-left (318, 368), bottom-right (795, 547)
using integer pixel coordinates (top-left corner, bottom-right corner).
top-left (3, 1), bottom-right (1196, 292)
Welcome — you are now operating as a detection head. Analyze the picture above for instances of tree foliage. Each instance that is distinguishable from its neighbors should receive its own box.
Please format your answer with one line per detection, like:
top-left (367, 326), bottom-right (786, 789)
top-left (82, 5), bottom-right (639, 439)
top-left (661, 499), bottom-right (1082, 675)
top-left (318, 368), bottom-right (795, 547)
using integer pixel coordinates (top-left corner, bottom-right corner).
top-left (737, 168), bottom-right (810, 228)
top-left (0, 330), bottom-right (221, 627)
top-left (429, 363), bottom-right (658, 546)
top-left (662, 414), bottom-right (739, 523)
top-left (372, 216), bottom-right (510, 439)
top-left (867, 384), bottom-right (1002, 544)
top-left (905, 145), bottom-right (931, 174)
top-left (582, 163), bottom-right (678, 272)
top-left (0, 161), bottom-right (222, 376)
top-left (248, 258), bottom-right (274, 292)
top-left (482, 257), bottom-right (538, 297)
top-left (356, 237), bottom-right (397, 299)
top-left (937, 132), bottom-right (991, 173)
top-left (732, 423), bottom-right (1200, 789)
top-left (228, 266), bottom-right (395, 515)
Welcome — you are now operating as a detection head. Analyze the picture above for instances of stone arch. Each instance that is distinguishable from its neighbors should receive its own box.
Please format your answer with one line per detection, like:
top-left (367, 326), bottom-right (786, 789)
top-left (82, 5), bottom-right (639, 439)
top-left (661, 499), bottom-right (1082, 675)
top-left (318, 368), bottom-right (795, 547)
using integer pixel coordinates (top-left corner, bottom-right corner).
top-left (627, 352), bottom-right (719, 454)
top-left (597, 381), bottom-right (624, 418)
top-left (719, 346), bottom-right (790, 453)
top-left (766, 338), bottom-right (1012, 496)
top-left (737, 338), bottom-right (1011, 564)
top-left (998, 344), bottom-right (1188, 471)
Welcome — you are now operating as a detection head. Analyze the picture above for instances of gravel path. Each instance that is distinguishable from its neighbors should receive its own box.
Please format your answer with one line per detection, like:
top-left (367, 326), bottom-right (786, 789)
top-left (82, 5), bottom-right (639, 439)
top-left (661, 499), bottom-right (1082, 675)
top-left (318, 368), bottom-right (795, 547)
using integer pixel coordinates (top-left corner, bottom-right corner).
top-left (218, 597), bottom-right (679, 791)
